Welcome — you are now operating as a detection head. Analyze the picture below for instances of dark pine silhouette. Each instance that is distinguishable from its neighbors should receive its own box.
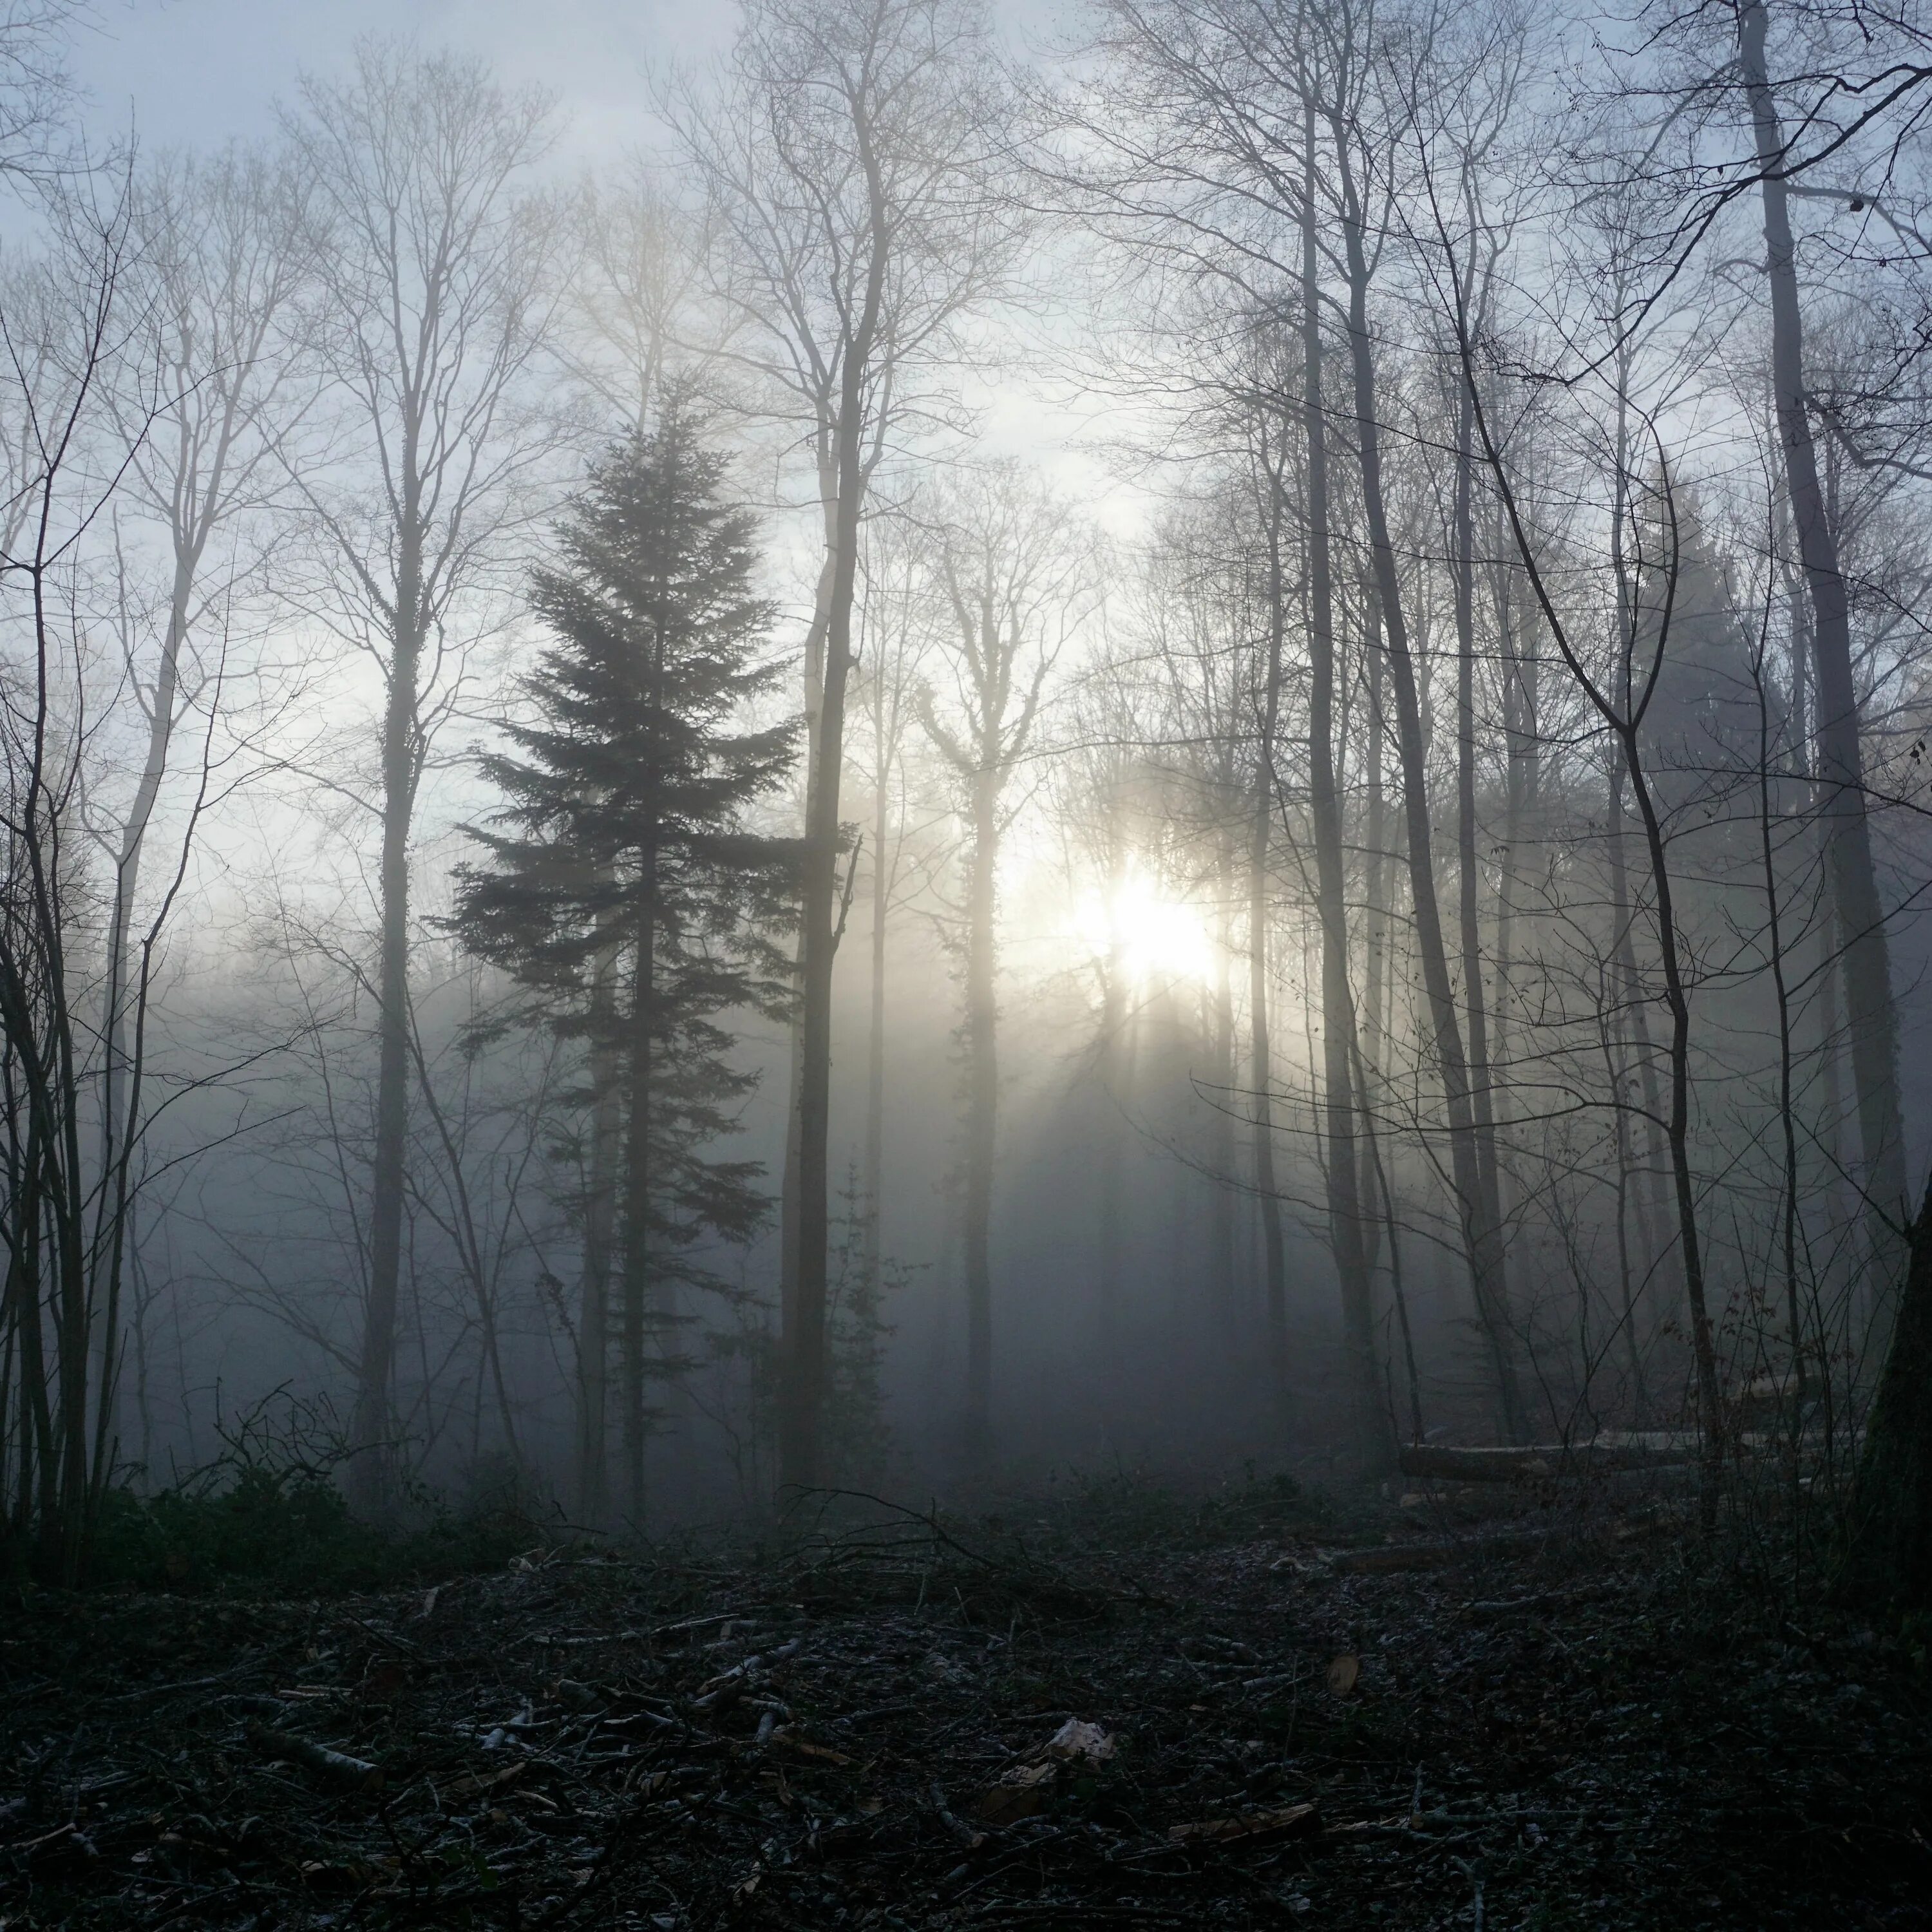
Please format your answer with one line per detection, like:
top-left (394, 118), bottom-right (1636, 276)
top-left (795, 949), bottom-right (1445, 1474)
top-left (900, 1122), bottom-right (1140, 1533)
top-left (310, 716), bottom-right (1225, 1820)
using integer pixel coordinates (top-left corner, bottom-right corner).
top-left (451, 409), bottom-right (800, 1525)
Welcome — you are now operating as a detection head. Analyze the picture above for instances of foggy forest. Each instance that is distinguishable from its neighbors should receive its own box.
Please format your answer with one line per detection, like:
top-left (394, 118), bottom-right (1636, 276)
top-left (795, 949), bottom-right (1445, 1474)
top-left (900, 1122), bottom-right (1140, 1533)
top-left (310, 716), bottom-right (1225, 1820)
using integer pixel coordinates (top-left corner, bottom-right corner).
top-left (5, 1), bottom-right (1932, 1927)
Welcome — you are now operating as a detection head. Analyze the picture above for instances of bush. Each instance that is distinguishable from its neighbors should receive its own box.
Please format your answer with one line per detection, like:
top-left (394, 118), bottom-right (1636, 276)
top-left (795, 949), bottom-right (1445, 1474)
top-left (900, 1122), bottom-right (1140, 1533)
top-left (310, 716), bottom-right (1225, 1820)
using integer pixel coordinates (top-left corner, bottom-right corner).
top-left (85, 1392), bottom-right (541, 1592)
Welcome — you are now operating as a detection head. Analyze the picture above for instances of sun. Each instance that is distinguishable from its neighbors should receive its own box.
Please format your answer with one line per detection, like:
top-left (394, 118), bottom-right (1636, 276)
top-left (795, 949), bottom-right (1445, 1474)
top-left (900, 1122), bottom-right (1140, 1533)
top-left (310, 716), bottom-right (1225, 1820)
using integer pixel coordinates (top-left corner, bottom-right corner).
top-left (1075, 865), bottom-right (1212, 985)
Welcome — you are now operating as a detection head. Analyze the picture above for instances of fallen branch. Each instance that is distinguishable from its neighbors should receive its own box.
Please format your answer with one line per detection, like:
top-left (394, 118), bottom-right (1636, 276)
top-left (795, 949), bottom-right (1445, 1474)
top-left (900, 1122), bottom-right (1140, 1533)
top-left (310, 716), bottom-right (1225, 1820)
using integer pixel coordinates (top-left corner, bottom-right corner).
top-left (244, 1718), bottom-right (383, 1792)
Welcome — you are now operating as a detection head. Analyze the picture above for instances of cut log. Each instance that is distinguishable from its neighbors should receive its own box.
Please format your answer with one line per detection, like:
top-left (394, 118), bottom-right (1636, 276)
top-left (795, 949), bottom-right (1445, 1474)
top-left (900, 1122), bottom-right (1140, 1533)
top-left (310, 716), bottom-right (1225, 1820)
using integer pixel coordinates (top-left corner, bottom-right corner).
top-left (1397, 1439), bottom-right (1693, 1484)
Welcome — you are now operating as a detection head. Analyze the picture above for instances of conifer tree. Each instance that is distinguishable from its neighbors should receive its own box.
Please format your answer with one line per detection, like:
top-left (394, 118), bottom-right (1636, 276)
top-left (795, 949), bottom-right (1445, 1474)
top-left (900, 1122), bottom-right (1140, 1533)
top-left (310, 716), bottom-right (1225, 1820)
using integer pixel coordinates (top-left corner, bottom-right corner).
top-left (452, 410), bottom-right (799, 1524)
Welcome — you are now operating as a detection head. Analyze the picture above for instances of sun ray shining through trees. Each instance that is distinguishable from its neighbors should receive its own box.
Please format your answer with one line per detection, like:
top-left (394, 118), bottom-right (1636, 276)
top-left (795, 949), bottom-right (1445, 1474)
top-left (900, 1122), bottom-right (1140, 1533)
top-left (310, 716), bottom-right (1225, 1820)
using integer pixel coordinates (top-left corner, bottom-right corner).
top-left (6, 1), bottom-right (1932, 1920)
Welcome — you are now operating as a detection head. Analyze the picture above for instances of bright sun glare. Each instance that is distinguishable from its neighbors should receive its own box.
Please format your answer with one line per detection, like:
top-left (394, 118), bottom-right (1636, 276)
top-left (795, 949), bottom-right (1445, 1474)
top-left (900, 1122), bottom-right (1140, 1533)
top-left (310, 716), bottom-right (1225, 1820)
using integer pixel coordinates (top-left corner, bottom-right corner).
top-left (1075, 867), bottom-right (1213, 985)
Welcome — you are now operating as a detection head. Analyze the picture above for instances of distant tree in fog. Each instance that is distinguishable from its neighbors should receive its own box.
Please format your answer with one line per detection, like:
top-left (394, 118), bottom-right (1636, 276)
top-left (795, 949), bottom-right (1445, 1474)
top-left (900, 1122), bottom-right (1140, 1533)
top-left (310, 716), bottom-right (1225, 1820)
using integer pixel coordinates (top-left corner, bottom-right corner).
top-left (917, 465), bottom-right (1093, 1462)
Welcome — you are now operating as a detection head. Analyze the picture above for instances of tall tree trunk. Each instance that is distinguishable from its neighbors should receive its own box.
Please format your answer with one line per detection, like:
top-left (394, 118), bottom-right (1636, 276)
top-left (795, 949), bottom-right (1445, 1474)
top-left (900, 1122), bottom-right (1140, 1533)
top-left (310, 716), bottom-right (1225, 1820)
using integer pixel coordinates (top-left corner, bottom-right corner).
top-left (1097, 830), bottom-right (1133, 1370)
top-left (961, 767), bottom-right (999, 1464)
top-left (1452, 374), bottom-right (1513, 1367)
top-left (1297, 124), bottom-right (1385, 1463)
top-left (1249, 620), bottom-right (1289, 1428)
top-left (1207, 831), bottom-right (1238, 1340)
top-left (1331, 126), bottom-right (1524, 1443)
top-left (777, 534), bottom-right (837, 1403)
top-left (351, 516), bottom-right (422, 1516)
top-left (1466, 339), bottom-right (1727, 1509)
top-left (780, 264), bottom-right (882, 1490)
top-left (621, 898), bottom-right (656, 1525)
top-left (101, 548), bottom-right (193, 1208)
top-left (1738, 0), bottom-right (1907, 1256)
top-left (1362, 589), bottom-right (1392, 1066)
top-left (862, 740), bottom-right (889, 1336)
top-left (577, 948), bottom-right (620, 1524)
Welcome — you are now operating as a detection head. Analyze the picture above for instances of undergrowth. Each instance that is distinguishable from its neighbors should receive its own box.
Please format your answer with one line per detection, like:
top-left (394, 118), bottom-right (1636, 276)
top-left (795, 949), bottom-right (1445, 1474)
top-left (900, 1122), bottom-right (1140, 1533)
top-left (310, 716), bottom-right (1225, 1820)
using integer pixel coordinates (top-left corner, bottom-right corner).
top-left (80, 1390), bottom-right (544, 1593)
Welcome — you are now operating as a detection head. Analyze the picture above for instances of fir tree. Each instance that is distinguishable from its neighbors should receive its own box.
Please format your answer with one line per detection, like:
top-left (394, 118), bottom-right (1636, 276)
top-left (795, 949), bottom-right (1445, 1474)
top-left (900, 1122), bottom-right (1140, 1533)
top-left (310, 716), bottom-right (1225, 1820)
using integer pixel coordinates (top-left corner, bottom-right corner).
top-left (451, 409), bottom-right (799, 1524)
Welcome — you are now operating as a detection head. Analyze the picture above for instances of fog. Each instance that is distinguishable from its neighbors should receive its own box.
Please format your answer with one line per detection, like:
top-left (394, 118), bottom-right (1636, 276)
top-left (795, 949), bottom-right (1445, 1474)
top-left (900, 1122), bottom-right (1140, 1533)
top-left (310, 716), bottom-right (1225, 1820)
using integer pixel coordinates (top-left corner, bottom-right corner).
top-left (7, 0), bottom-right (1932, 1569)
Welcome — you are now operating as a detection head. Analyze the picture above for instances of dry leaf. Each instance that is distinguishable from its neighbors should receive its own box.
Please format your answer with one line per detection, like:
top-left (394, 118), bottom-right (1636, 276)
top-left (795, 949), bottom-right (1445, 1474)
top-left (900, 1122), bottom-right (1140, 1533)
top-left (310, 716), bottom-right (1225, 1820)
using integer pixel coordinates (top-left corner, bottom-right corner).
top-left (1169, 1803), bottom-right (1318, 1848)
top-left (1326, 1654), bottom-right (1361, 1697)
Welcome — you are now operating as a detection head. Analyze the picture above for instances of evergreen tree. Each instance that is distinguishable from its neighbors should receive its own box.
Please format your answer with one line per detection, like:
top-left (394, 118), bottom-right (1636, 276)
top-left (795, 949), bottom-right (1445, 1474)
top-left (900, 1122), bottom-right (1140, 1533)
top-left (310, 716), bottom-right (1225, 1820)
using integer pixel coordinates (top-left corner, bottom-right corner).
top-left (451, 410), bottom-right (799, 1524)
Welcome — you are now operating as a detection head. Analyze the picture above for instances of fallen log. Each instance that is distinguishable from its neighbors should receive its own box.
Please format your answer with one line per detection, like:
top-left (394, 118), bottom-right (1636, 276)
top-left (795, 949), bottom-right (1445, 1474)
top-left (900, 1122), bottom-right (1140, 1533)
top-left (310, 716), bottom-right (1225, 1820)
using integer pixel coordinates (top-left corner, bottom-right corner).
top-left (1398, 1439), bottom-right (1693, 1484)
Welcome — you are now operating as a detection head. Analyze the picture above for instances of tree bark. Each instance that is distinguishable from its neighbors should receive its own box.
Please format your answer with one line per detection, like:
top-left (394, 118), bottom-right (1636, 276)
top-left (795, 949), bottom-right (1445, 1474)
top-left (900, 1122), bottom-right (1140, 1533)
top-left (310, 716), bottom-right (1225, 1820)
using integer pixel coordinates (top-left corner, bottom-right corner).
top-left (1848, 1173), bottom-right (1932, 1607)
top-left (1249, 576), bottom-right (1289, 1426)
top-left (577, 938), bottom-right (620, 1524)
top-left (961, 764), bottom-right (999, 1463)
top-left (1207, 830), bottom-right (1238, 1341)
top-left (862, 723), bottom-right (889, 1337)
top-left (350, 513), bottom-right (422, 1517)
top-left (1738, 0), bottom-right (1907, 1256)
top-left (1452, 372), bottom-right (1514, 1378)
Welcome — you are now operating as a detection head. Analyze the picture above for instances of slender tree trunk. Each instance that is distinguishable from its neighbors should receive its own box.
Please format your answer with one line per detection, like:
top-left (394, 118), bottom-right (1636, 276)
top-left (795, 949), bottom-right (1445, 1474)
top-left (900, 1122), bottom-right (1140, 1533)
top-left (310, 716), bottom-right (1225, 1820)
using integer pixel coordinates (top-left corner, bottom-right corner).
top-left (102, 549), bottom-right (194, 1195)
top-left (1465, 336), bottom-right (1728, 1509)
top-left (1097, 829), bottom-right (1133, 1368)
top-left (351, 512), bottom-right (423, 1516)
top-left (1207, 831), bottom-right (1238, 1339)
top-left (1249, 638), bottom-right (1289, 1426)
top-left (781, 263), bottom-right (882, 1490)
top-left (1452, 374), bottom-right (1513, 1365)
top-left (1331, 129), bottom-right (1524, 1442)
top-left (778, 535), bottom-right (837, 1392)
top-left (961, 768), bottom-right (999, 1463)
top-left (621, 895), bottom-right (656, 1525)
top-left (576, 933), bottom-right (621, 1523)
top-left (1296, 128), bottom-right (1385, 1463)
top-left (862, 742), bottom-right (889, 1330)
top-left (1738, 0), bottom-right (1907, 1255)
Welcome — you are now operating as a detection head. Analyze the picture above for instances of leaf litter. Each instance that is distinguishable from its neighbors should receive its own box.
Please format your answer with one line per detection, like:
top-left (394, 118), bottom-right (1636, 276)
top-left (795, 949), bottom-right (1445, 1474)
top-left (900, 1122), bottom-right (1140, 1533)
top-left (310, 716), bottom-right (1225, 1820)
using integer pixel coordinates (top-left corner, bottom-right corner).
top-left (1, 1477), bottom-right (1927, 1929)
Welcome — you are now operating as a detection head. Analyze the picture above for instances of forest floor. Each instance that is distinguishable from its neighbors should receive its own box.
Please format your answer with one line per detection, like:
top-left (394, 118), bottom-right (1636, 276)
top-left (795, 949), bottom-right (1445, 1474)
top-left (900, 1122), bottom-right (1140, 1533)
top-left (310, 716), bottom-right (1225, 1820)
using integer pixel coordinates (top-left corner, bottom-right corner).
top-left (3, 1470), bottom-right (1929, 1932)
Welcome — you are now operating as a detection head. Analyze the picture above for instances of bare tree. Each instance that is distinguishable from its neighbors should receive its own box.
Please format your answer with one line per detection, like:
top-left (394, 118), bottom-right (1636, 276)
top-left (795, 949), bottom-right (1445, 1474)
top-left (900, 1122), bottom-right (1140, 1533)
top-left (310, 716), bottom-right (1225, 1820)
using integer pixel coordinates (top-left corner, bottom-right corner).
top-left (1734, 0), bottom-right (1908, 1254)
top-left (0, 182), bottom-right (185, 1582)
top-left (670, 0), bottom-right (1013, 1492)
top-left (0, 1), bottom-right (84, 185)
top-left (281, 42), bottom-right (565, 1511)
top-left (100, 146), bottom-right (312, 1267)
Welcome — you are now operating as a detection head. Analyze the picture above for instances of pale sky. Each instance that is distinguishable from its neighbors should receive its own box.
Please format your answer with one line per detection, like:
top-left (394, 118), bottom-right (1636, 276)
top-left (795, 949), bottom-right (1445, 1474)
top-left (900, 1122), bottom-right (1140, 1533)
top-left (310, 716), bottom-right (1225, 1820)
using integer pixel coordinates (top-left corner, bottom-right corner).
top-left (63, 0), bottom-right (1146, 531)
top-left (72, 1), bottom-right (728, 161)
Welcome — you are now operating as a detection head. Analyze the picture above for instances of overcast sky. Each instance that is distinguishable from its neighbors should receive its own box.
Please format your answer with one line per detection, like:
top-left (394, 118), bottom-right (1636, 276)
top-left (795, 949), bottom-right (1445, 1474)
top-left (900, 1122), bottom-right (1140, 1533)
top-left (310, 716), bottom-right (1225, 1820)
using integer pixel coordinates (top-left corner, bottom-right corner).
top-left (71, 0), bottom-right (730, 163)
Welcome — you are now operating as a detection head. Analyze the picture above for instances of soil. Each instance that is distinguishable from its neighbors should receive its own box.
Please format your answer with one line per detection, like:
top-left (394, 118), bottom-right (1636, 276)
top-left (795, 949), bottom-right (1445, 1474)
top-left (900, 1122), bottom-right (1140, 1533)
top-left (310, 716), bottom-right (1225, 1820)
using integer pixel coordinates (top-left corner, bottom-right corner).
top-left (3, 1476), bottom-right (1928, 1930)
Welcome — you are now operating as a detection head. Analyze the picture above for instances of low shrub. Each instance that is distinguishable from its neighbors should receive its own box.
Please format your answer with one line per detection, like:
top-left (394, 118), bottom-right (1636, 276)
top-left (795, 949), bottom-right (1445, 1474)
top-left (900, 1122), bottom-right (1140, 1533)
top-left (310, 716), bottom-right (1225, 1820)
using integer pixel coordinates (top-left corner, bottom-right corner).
top-left (84, 1391), bottom-right (543, 1592)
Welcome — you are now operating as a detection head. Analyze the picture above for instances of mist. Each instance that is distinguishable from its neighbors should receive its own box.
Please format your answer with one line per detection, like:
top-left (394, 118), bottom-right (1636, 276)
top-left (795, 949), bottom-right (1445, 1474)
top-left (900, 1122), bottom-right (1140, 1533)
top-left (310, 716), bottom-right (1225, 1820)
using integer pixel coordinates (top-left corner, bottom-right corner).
top-left (12, 5), bottom-right (1932, 1927)
top-left (4, 0), bottom-right (1932, 1538)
